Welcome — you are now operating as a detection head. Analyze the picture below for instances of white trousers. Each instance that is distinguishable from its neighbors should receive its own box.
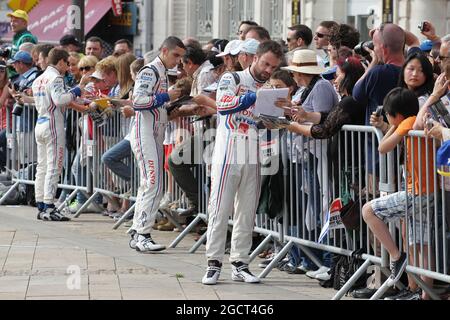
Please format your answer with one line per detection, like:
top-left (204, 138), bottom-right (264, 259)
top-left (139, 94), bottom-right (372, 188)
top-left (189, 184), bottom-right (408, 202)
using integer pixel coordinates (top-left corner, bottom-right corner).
top-left (34, 119), bottom-right (65, 205)
top-left (206, 135), bottom-right (261, 264)
top-left (130, 111), bottom-right (165, 235)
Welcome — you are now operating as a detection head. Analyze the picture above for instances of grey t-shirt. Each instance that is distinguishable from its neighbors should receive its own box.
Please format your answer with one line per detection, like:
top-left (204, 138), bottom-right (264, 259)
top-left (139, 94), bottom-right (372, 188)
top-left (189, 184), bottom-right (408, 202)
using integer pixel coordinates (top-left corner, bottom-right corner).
top-left (302, 78), bottom-right (338, 113)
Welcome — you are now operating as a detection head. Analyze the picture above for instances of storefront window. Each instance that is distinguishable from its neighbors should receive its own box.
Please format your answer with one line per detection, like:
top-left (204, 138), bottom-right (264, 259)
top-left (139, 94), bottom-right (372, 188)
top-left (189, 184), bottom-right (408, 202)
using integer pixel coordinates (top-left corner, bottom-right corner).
top-left (269, 0), bottom-right (284, 40)
top-left (229, 0), bottom-right (255, 39)
top-left (195, 0), bottom-right (213, 42)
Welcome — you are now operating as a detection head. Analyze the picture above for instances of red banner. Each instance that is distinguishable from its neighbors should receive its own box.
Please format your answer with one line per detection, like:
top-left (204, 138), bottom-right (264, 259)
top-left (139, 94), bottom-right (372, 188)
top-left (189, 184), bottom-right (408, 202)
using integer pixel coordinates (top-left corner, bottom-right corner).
top-left (111, 0), bottom-right (122, 16)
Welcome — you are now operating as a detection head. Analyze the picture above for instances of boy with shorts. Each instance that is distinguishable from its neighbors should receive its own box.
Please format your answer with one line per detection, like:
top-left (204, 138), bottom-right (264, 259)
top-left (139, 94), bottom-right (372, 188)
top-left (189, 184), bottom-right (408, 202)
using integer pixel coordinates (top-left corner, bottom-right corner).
top-left (363, 87), bottom-right (435, 298)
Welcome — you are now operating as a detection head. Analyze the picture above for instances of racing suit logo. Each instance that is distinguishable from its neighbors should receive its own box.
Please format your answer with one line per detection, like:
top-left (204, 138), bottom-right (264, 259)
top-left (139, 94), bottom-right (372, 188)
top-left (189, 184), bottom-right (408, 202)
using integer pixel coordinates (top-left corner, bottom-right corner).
top-left (148, 160), bottom-right (156, 185)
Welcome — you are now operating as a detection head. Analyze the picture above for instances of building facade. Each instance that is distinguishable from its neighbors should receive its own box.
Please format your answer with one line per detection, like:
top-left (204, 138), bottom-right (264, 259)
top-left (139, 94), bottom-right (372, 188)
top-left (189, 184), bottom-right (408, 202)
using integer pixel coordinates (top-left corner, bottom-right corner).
top-left (141, 0), bottom-right (450, 50)
top-left (0, 1), bottom-right (449, 54)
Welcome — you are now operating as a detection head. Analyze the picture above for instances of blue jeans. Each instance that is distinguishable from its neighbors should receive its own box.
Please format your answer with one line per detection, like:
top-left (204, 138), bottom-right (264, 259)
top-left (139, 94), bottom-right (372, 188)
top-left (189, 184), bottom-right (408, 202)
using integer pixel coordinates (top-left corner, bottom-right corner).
top-left (72, 153), bottom-right (102, 205)
top-left (101, 139), bottom-right (131, 182)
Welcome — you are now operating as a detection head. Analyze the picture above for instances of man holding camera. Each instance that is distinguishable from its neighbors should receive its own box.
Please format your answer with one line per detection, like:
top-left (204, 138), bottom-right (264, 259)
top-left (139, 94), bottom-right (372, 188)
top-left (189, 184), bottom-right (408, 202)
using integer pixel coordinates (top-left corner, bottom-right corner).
top-left (5, 10), bottom-right (37, 79)
top-left (7, 51), bottom-right (40, 135)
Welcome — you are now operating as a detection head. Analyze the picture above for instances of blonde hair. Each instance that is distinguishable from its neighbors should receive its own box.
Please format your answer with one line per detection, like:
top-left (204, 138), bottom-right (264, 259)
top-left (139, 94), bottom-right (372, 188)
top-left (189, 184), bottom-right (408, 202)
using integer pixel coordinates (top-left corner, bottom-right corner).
top-left (96, 56), bottom-right (117, 75)
top-left (116, 53), bottom-right (136, 97)
top-left (69, 51), bottom-right (83, 61)
top-left (78, 55), bottom-right (98, 69)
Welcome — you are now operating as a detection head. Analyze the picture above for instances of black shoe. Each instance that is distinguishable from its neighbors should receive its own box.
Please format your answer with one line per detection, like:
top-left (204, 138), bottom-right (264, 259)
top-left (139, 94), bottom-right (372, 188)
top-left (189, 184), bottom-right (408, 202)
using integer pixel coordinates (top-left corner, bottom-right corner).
top-left (386, 288), bottom-right (421, 300)
top-left (389, 252), bottom-right (407, 285)
top-left (351, 287), bottom-right (377, 299)
top-left (47, 208), bottom-right (71, 222)
top-left (178, 206), bottom-right (198, 218)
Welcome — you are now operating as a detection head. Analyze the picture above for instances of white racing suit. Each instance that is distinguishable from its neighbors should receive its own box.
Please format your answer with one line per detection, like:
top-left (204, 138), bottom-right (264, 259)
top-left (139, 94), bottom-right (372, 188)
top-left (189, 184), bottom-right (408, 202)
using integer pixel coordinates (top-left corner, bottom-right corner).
top-left (130, 57), bottom-right (169, 235)
top-left (206, 68), bottom-right (265, 264)
top-left (32, 66), bottom-right (76, 205)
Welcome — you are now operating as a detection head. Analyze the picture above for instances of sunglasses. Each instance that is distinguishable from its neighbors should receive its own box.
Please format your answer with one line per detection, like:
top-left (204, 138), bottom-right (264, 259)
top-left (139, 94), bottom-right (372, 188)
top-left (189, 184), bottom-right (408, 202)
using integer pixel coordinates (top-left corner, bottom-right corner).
top-left (315, 32), bottom-right (329, 39)
top-left (79, 66), bottom-right (93, 72)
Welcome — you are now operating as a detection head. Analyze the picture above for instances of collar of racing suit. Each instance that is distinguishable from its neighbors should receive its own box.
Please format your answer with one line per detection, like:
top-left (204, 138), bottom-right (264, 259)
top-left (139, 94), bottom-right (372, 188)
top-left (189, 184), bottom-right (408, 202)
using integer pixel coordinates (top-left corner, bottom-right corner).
top-left (247, 67), bottom-right (266, 85)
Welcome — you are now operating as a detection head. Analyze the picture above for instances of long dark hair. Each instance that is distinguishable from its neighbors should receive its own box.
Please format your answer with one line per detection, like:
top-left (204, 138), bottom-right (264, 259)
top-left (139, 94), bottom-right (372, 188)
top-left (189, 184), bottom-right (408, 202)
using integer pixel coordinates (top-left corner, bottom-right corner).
top-left (398, 52), bottom-right (434, 97)
top-left (336, 56), bottom-right (365, 95)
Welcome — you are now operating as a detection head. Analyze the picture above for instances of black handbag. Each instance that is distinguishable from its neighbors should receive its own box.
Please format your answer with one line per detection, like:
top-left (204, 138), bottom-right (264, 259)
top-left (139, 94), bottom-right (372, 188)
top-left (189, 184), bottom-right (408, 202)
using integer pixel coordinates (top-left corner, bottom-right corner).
top-left (340, 198), bottom-right (361, 230)
top-left (339, 171), bottom-right (365, 231)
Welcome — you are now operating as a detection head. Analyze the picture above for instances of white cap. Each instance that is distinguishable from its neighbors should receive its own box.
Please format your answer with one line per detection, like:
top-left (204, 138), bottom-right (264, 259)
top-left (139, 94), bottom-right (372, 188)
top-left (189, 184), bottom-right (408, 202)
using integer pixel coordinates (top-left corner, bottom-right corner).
top-left (216, 40), bottom-right (242, 57)
top-left (238, 38), bottom-right (260, 55)
top-left (89, 71), bottom-right (103, 80)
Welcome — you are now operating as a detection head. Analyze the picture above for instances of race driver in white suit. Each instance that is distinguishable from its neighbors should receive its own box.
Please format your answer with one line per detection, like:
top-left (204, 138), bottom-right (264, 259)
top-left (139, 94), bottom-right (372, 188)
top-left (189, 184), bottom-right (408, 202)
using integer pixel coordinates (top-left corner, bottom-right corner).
top-left (33, 48), bottom-right (88, 221)
top-left (202, 41), bottom-right (284, 285)
top-left (128, 37), bottom-right (185, 253)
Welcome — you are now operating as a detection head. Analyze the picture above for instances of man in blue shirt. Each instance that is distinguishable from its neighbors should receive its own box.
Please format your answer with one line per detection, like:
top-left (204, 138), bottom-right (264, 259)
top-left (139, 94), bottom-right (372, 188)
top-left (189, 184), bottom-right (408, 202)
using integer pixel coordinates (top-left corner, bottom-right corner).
top-left (353, 24), bottom-right (421, 175)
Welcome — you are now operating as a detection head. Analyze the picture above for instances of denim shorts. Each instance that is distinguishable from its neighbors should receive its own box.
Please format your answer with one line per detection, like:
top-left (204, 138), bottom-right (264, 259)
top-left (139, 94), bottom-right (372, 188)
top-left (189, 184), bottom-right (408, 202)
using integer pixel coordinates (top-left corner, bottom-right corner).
top-left (371, 191), bottom-right (434, 245)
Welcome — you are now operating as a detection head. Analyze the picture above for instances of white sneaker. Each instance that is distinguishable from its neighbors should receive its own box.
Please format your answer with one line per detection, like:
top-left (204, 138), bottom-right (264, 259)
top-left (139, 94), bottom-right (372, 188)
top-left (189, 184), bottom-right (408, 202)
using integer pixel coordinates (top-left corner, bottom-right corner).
top-left (306, 266), bottom-right (330, 279)
top-left (231, 261), bottom-right (260, 283)
top-left (202, 260), bottom-right (222, 285)
top-left (135, 234), bottom-right (166, 253)
top-left (315, 271), bottom-right (331, 281)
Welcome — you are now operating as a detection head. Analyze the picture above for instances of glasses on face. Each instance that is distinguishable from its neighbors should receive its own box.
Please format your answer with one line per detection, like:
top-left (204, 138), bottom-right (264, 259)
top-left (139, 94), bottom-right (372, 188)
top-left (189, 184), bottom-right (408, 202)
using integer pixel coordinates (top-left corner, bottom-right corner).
top-left (315, 32), bottom-right (329, 39)
top-left (79, 66), bottom-right (92, 72)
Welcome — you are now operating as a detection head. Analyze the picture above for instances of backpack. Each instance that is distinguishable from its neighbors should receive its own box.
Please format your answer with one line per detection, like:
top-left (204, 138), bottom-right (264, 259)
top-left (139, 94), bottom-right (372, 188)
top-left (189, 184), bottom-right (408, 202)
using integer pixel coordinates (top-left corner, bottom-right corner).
top-left (333, 249), bottom-right (368, 293)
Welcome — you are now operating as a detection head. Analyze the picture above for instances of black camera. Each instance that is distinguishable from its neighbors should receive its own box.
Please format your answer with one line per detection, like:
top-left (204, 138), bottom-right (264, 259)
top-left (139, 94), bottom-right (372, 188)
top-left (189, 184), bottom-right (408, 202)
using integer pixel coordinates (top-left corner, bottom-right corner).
top-left (418, 21), bottom-right (430, 33)
top-left (12, 102), bottom-right (24, 116)
top-left (354, 41), bottom-right (374, 58)
top-left (0, 47), bottom-right (11, 59)
top-left (374, 105), bottom-right (384, 117)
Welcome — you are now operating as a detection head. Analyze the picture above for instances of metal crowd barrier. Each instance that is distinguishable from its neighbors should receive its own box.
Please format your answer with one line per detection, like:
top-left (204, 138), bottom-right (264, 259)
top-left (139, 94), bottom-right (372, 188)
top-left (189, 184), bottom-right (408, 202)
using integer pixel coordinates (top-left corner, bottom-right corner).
top-left (0, 104), bottom-right (92, 208)
top-left (2, 103), bottom-right (449, 300)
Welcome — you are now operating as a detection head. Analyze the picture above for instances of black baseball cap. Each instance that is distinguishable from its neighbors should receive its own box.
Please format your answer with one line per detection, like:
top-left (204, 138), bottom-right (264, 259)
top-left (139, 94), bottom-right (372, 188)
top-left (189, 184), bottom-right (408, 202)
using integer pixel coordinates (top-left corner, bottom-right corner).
top-left (59, 34), bottom-right (81, 47)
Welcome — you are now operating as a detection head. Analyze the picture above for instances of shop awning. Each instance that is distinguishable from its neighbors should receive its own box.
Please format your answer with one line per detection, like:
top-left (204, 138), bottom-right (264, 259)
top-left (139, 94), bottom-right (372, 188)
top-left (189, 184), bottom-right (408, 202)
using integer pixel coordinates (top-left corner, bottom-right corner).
top-left (3, 0), bottom-right (111, 43)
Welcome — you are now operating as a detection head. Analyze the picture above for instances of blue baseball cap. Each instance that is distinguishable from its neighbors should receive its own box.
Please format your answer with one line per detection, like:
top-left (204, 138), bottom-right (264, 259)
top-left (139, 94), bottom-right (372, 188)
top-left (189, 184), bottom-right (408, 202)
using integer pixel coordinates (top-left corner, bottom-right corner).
top-left (437, 140), bottom-right (450, 177)
top-left (322, 65), bottom-right (337, 81)
top-left (8, 50), bottom-right (32, 65)
top-left (420, 40), bottom-right (433, 52)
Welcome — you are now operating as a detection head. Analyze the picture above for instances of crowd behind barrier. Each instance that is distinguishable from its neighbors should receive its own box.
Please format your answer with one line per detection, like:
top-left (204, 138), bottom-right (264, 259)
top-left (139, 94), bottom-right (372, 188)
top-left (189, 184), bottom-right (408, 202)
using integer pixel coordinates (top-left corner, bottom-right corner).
top-left (1, 102), bottom-right (449, 299)
top-left (1, 8), bottom-right (450, 300)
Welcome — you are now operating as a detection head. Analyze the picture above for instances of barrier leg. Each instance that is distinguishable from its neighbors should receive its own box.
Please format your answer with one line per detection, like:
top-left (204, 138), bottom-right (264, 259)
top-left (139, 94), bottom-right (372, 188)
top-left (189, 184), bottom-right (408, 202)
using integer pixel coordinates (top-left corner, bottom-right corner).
top-left (169, 215), bottom-right (203, 248)
top-left (189, 232), bottom-right (206, 253)
top-left (258, 240), bottom-right (294, 279)
top-left (159, 208), bottom-right (183, 232)
top-left (0, 181), bottom-right (20, 205)
top-left (332, 259), bottom-right (372, 300)
top-left (409, 273), bottom-right (441, 300)
top-left (298, 244), bottom-right (323, 269)
top-left (72, 191), bottom-right (100, 218)
top-left (112, 203), bottom-right (136, 230)
top-left (57, 188), bottom-right (79, 211)
top-left (249, 234), bottom-right (273, 263)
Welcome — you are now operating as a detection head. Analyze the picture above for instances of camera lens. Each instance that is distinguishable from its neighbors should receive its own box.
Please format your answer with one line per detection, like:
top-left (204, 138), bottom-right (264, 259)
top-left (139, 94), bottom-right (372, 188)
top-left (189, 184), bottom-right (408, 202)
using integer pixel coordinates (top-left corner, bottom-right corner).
top-left (12, 103), bottom-right (23, 116)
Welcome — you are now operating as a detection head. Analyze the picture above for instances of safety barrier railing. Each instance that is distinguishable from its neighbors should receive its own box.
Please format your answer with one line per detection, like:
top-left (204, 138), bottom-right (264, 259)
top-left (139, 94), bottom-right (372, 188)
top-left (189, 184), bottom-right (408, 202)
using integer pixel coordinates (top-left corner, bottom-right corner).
top-left (0, 104), bottom-right (92, 208)
top-left (1, 103), bottom-right (449, 300)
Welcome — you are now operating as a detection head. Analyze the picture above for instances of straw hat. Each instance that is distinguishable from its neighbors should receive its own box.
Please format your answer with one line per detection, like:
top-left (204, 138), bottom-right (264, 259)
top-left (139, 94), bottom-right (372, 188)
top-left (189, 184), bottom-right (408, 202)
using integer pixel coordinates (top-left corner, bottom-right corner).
top-left (281, 49), bottom-right (326, 75)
